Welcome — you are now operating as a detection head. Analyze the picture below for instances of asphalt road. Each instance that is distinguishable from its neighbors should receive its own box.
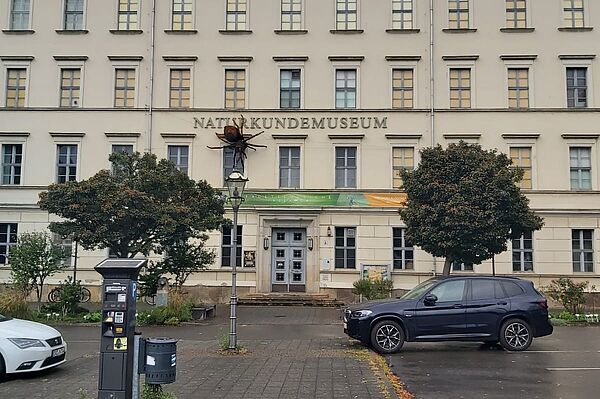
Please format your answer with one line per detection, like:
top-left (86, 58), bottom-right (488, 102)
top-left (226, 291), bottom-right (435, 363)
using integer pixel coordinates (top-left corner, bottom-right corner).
top-left (389, 326), bottom-right (600, 399)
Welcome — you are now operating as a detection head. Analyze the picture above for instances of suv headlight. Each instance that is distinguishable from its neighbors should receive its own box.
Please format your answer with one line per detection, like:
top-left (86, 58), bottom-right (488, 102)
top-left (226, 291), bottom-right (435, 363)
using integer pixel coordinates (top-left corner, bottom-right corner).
top-left (8, 338), bottom-right (46, 349)
top-left (351, 310), bottom-right (373, 319)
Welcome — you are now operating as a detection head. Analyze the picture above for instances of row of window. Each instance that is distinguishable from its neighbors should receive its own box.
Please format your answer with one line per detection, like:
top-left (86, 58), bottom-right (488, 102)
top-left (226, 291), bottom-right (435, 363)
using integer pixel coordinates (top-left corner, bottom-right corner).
top-left (6, 0), bottom-right (593, 32)
top-left (0, 143), bottom-right (594, 191)
top-left (0, 223), bottom-right (594, 274)
top-left (3, 65), bottom-right (593, 109)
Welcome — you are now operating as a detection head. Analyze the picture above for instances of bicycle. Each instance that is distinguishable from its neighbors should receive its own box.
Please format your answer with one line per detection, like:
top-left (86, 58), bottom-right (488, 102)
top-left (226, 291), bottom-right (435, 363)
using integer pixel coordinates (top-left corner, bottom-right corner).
top-left (48, 286), bottom-right (92, 303)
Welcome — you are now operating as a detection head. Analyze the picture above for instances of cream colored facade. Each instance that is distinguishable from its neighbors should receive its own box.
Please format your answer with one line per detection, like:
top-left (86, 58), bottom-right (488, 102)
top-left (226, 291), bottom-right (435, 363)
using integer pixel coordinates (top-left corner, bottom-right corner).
top-left (1, 0), bottom-right (599, 300)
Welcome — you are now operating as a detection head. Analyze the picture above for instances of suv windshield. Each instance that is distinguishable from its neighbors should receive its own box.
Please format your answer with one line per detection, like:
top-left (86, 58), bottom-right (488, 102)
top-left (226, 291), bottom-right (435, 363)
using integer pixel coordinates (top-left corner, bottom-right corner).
top-left (400, 279), bottom-right (438, 300)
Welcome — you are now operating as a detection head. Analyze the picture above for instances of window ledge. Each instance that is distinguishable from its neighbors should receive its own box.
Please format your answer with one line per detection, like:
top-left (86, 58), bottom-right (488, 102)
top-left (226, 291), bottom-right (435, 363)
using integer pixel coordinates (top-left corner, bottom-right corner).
top-left (219, 30), bottom-right (253, 35)
top-left (442, 28), bottom-right (477, 33)
top-left (55, 29), bottom-right (89, 34)
top-left (558, 27), bottom-right (593, 32)
top-left (110, 29), bottom-right (143, 35)
top-left (500, 27), bottom-right (535, 33)
top-left (274, 29), bottom-right (308, 35)
top-left (164, 29), bottom-right (197, 34)
top-left (2, 29), bottom-right (35, 34)
top-left (385, 28), bottom-right (420, 34)
top-left (330, 29), bottom-right (364, 34)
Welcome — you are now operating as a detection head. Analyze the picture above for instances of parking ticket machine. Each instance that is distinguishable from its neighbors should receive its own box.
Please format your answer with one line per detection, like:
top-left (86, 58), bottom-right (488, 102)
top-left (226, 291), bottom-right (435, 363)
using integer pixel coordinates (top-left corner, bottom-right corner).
top-left (94, 258), bottom-right (146, 399)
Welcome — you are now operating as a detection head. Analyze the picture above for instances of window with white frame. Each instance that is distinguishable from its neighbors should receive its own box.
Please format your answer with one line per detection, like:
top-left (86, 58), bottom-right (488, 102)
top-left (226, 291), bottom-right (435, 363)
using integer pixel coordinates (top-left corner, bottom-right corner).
top-left (112, 144), bottom-right (133, 155)
top-left (60, 68), bottom-right (81, 108)
top-left (335, 69), bottom-right (357, 109)
top-left (392, 147), bottom-right (414, 189)
top-left (449, 68), bottom-right (471, 108)
top-left (509, 147), bottom-right (532, 189)
top-left (170, 69), bottom-right (191, 108)
top-left (168, 145), bottom-right (189, 175)
top-left (226, 0), bottom-right (247, 31)
top-left (512, 231), bottom-right (533, 271)
top-left (5, 68), bottom-right (27, 108)
top-left (336, 0), bottom-right (357, 30)
top-left (172, 0), bottom-right (193, 30)
top-left (280, 69), bottom-right (301, 109)
top-left (506, 0), bottom-right (526, 28)
top-left (10, 0), bottom-right (30, 30)
top-left (281, 0), bottom-right (302, 30)
top-left (221, 225), bottom-right (243, 267)
top-left (335, 147), bottom-right (357, 188)
top-left (279, 147), bottom-right (300, 188)
top-left (118, 0), bottom-right (139, 30)
top-left (393, 227), bottom-right (413, 269)
top-left (64, 0), bottom-right (85, 30)
top-left (223, 147), bottom-right (244, 184)
top-left (572, 229), bottom-right (593, 272)
top-left (392, 0), bottom-right (413, 29)
top-left (57, 144), bottom-right (77, 183)
top-left (224, 69), bottom-right (245, 109)
top-left (563, 0), bottom-right (585, 28)
top-left (452, 261), bottom-right (473, 271)
top-left (0, 223), bottom-right (17, 265)
top-left (448, 0), bottom-right (469, 29)
top-left (567, 67), bottom-right (587, 108)
top-left (114, 68), bottom-right (136, 108)
top-left (2, 144), bottom-right (22, 185)
top-left (392, 69), bottom-right (413, 109)
top-left (570, 147), bottom-right (592, 190)
top-left (52, 233), bottom-right (73, 267)
top-left (335, 227), bottom-right (356, 269)
top-left (508, 68), bottom-right (529, 109)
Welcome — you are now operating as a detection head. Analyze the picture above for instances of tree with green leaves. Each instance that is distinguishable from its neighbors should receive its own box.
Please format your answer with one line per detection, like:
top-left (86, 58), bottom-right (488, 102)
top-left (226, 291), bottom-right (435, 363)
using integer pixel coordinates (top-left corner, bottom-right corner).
top-left (38, 152), bottom-right (226, 259)
top-left (9, 232), bottom-right (70, 308)
top-left (154, 240), bottom-right (216, 290)
top-left (399, 141), bottom-right (544, 275)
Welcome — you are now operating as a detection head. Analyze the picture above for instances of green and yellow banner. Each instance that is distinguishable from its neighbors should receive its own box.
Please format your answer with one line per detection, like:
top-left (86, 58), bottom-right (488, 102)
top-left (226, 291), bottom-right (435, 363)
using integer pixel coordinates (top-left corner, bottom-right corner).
top-left (240, 192), bottom-right (407, 207)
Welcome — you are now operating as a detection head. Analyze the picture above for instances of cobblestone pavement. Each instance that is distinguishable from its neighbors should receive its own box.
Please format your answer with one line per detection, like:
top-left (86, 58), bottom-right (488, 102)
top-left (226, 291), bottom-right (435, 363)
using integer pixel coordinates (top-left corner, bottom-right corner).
top-left (0, 307), bottom-right (399, 399)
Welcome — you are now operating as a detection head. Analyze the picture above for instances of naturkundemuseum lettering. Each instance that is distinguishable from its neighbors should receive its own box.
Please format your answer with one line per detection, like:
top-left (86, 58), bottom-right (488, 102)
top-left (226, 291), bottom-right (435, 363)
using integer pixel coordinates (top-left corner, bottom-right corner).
top-left (193, 116), bottom-right (388, 130)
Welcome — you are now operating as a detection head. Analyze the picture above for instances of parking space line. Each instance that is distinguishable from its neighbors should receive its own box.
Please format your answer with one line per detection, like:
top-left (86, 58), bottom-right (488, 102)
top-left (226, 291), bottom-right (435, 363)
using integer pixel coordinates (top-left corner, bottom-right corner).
top-left (547, 367), bottom-right (600, 371)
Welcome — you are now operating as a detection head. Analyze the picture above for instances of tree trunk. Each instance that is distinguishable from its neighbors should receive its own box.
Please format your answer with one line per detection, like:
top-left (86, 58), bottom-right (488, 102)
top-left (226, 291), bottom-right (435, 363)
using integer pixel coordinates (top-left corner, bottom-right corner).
top-left (442, 258), bottom-right (452, 276)
top-left (36, 282), bottom-right (43, 311)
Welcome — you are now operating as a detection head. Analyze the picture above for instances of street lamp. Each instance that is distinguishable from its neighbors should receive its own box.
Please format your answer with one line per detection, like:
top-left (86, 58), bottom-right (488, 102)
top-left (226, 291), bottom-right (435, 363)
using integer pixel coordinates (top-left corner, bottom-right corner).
top-left (225, 170), bottom-right (248, 350)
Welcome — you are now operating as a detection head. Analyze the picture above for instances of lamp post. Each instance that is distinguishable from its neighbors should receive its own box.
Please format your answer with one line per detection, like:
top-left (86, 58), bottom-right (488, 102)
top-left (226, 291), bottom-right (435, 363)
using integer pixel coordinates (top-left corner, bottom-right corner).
top-left (225, 170), bottom-right (248, 350)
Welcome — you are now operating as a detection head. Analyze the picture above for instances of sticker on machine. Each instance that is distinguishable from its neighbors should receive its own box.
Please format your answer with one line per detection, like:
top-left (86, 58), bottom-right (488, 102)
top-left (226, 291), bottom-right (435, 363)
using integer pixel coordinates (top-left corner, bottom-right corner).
top-left (114, 337), bottom-right (127, 350)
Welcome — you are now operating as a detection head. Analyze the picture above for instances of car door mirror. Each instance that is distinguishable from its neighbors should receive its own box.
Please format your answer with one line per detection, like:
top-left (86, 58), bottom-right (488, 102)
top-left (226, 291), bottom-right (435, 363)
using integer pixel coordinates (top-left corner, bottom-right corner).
top-left (424, 294), bottom-right (438, 305)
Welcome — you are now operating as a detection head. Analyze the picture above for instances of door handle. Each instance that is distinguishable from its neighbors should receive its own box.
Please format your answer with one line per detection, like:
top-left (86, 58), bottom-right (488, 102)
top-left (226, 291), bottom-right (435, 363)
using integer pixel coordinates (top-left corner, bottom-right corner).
top-left (497, 301), bottom-right (508, 306)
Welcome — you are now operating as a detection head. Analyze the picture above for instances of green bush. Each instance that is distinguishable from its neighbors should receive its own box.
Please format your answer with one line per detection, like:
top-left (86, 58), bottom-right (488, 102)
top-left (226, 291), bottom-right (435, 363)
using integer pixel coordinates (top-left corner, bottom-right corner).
top-left (0, 288), bottom-right (30, 319)
top-left (137, 290), bottom-right (193, 325)
top-left (56, 277), bottom-right (85, 316)
top-left (142, 384), bottom-right (176, 399)
top-left (352, 278), bottom-right (393, 301)
top-left (544, 278), bottom-right (588, 314)
top-left (557, 311), bottom-right (577, 321)
top-left (83, 311), bottom-right (102, 323)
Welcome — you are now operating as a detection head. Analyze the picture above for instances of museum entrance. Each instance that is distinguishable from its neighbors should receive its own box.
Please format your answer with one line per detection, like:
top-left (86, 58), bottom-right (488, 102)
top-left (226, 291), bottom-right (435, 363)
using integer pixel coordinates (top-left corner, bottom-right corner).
top-left (271, 228), bottom-right (306, 292)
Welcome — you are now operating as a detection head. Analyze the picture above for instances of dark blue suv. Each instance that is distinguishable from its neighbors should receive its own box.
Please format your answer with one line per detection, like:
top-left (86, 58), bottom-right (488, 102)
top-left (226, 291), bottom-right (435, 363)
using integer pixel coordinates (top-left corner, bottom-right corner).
top-left (344, 276), bottom-right (553, 353)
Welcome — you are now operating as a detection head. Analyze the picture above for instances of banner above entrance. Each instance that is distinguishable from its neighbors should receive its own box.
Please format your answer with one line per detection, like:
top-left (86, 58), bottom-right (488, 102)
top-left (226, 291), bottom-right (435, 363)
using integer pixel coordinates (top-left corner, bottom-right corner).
top-left (239, 192), bottom-right (407, 207)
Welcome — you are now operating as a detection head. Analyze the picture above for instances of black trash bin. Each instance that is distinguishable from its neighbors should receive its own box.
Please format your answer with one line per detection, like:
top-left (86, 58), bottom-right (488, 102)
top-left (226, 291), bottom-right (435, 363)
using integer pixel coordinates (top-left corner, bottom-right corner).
top-left (144, 337), bottom-right (178, 385)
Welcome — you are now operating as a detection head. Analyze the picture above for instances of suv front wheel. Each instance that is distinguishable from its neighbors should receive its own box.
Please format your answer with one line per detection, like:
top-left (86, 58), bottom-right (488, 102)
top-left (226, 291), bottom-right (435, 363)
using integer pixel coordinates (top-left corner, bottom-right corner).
top-left (370, 320), bottom-right (405, 354)
top-left (499, 318), bottom-right (533, 351)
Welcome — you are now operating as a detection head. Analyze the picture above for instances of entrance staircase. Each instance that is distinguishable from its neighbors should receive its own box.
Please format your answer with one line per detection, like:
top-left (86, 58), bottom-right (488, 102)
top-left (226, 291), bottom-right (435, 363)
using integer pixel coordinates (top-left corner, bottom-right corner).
top-left (238, 293), bottom-right (344, 307)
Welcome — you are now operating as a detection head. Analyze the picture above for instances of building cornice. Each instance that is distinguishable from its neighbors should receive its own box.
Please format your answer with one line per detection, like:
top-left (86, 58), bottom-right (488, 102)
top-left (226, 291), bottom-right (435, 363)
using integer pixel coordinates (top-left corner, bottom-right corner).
top-left (53, 55), bottom-right (89, 61)
top-left (385, 56), bottom-right (422, 62)
top-left (443, 133), bottom-right (482, 140)
top-left (217, 56), bottom-right (253, 62)
top-left (500, 54), bottom-right (538, 60)
top-left (160, 132), bottom-right (197, 139)
top-left (558, 54), bottom-right (596, 60)
top-left (49, 132), bottom-right (85, 137)
top-left (107, 55), bottom-right (143, 61)
top-left (442, 55), bottom-right (479, 61)
top-left (0, 131), bottom-right (30, 137)
top-left (105, 132), bottom-right (141, 138)
top-left (385, 134), bottom-right (422, 140)
top-left (501, 133), bottom-right (540, 139)
top-left (0, 55), bottom-right (34, 61)
top-left (328, 134), bottom-right (365, 140)
top-left (561, 133), bottom-right (600, 140)
top-left (271, 134), bottom-right (308, 140)
top-left (272, 56), bottom-right (309, 62)
top-left (162, 56), bottom-right (198, 62)
top-left (328, 56), bottom-right (365, 62)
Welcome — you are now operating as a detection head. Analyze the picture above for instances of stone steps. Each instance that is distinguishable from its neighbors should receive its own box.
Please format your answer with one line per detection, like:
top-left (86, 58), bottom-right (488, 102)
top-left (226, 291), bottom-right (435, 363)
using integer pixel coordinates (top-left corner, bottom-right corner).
top-left (238, 293), bottom-right (345, 307)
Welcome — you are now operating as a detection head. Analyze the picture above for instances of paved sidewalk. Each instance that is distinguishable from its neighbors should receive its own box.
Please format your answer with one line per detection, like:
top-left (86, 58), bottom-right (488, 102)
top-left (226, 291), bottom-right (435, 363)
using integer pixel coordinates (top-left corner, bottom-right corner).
top-left (0, 306), bottom-right (401, 399)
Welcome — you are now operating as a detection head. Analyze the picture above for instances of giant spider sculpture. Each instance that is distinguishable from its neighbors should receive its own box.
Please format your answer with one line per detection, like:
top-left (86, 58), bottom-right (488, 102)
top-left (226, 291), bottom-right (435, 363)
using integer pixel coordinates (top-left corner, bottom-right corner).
top-left (207, 115), bottom-right (266, 171)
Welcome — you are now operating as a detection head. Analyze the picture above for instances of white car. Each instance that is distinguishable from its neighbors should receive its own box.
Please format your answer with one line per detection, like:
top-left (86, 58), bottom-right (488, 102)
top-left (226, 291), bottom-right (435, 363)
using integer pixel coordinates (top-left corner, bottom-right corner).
top-left (0, 313), bottom-right (67, 376)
